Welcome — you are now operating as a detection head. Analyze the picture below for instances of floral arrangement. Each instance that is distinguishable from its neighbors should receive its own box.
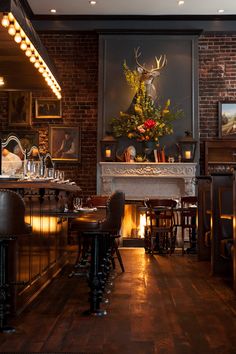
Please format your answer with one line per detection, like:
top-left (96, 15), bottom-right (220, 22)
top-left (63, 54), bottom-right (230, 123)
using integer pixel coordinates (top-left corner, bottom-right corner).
top-left (111, 61), bottom-right (182, 142)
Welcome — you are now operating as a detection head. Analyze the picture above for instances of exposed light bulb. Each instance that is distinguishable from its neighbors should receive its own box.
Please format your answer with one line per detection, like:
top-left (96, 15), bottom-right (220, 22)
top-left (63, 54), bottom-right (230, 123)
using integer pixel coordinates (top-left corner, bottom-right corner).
top-left (1, 15), bottom-right (10, 28)
top-left (20, 29), bottom-right (25, 37)
top-left (14, 20), bottom-right (20, 31)
top-left (8, 13), bottom-right (14, 22)
top-left (25, 47), bottom-right (32, 57)
top-left (20, 40), bottom-right (27, 51)
top-left (38, 66), bottom-right (45, 73)
top-left (89, 0), bottom-right (97, 5)
top-left (8, 24), bottom-right (16, 36)
top-left (30, 56), bottom-right (36, 63)
top-left (50, 9), bottom-right (56, 13)
top-left (34, 61), bottom-right (40, 68)
top-left (178, 0), bottom-right (184, 5)
top-left (14, 31), bottom-right (22, 43)
top-left (218, 9), bottom-right (225, 13)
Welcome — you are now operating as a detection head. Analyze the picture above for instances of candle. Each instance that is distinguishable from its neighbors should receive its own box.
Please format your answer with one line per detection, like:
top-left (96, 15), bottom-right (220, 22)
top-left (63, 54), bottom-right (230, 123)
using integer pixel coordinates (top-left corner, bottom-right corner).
top-left (105, 149), bottom-right (111, 158)
top-left (184, 150), bottom-right (191, 159)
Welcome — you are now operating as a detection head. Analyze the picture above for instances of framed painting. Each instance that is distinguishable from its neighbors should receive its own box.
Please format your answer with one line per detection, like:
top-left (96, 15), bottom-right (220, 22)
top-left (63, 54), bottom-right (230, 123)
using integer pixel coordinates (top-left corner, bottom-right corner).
top-left (8, 91), bottom-right (32, 127)
top-left (35, 98), bottom-right (62, 118)
top-left (219, 101), bottom-right (236, 138)
top-left (49, 125), bottom-right (80, 162)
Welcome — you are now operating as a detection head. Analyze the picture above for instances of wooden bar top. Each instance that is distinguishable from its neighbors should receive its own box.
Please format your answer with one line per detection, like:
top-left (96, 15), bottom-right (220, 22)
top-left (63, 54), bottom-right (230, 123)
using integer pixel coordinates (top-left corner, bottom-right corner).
top-left (0, 179), bottom-right (81, 192)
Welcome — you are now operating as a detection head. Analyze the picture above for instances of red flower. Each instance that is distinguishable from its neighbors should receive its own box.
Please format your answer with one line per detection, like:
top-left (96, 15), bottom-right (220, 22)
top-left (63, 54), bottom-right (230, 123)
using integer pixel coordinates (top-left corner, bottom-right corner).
top-left (144, 119), bottom-right (156, 129)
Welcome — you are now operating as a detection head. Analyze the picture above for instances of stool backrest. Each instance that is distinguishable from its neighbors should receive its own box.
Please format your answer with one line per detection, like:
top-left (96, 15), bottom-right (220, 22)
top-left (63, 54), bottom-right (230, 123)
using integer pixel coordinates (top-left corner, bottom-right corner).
top-left (145, 198), bottom-right (177, 228)
top-left (0, 189), bottom-right (26, 236)
top-left (101, 191), bottom-right (125, 234)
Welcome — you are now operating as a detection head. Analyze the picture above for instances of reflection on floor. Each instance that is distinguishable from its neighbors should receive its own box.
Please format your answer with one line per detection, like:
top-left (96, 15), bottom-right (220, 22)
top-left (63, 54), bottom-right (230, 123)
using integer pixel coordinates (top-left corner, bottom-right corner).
top-left (1, 248), bottom-right (236, 354)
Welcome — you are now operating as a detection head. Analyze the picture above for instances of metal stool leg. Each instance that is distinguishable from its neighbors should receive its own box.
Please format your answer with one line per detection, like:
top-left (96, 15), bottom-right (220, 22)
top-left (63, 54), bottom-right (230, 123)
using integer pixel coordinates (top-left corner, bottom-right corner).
top-left (87, 233), bottom-right (107, 316)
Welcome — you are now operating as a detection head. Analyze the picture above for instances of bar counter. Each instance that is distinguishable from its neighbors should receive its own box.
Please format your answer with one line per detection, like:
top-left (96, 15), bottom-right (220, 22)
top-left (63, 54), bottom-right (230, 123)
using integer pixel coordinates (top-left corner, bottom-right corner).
top-left (0, 179), bottom-right (81, 315)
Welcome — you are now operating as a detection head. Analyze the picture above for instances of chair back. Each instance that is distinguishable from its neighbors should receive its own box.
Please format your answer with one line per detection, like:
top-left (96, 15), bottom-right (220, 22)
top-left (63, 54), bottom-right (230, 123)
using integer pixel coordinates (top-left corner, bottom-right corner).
top-left (101, 191), bottom-right (125, 234)
top-left (0, 189), bottom-right (27, 236)
top-left (145, 199), bottom-right (177, 229)
top-left (181, 196), bottom-right (197, 229)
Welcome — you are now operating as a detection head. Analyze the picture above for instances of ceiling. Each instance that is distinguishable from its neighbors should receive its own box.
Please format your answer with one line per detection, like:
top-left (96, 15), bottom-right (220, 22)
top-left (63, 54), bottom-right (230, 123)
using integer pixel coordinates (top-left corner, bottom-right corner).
top-left (27, 0), bottom-right (236, 16)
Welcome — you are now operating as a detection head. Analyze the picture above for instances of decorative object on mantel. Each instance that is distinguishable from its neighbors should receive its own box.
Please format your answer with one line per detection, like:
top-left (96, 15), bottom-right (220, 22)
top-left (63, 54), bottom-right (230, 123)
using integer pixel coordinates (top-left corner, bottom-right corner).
top-left (135, 154), bottom-right (146, 162)
top-left (124, 145), bottom-right (136, 162)
top-left (100, 134), bottom-right (117, 162)
top-left (111, 47), bottom-right (182, 149)
top-left (177, 131), bottom-right (197, 162)
top-left (154, 146), bottom-right (166, 162)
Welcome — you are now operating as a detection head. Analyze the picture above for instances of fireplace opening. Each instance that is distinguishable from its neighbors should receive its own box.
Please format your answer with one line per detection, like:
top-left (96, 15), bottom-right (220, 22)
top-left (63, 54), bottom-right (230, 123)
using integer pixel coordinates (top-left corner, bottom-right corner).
top-left (121, 202), bottom-right (147, 239)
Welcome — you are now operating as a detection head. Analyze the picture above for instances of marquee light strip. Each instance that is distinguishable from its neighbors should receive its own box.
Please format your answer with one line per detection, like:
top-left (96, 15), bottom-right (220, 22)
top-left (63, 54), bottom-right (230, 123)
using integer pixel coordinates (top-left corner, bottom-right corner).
top-left (1, 12), bottom-right (61, 99)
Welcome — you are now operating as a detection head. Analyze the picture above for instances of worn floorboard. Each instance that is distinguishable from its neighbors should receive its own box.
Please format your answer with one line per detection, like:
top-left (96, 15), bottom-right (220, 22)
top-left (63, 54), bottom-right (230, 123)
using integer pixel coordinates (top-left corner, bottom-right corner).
top-left (0, 249), bottom-right (236, 354)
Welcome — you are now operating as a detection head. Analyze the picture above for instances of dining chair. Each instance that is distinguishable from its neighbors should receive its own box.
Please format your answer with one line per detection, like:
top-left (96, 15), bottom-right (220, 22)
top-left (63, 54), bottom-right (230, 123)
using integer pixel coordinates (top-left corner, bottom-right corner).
top-left (145, 199), bottom-right (177, 255)
top-left (180, 196), bottom-right (198, 254)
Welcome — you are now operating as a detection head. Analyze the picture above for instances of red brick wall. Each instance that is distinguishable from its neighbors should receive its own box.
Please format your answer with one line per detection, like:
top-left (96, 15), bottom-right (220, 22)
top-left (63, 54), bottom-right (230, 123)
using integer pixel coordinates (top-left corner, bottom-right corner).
top-left (1, 32), bottom-right (236, 190)
top-left (37, 33), bottom-right (99, 196)
top-left (199, 34), bottom-right (236, 139)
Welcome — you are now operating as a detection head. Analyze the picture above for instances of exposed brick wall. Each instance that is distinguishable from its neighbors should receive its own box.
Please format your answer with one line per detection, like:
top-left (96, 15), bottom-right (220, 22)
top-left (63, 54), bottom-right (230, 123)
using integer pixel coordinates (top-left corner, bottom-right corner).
top-left (1, 32), bottom-right (236, 189)
top-left (37, 33), bottom-right (98, 196)
top-left (199, 33), bottom-right (236, 139)
top-left (198, 33), bottom-right (236, 172)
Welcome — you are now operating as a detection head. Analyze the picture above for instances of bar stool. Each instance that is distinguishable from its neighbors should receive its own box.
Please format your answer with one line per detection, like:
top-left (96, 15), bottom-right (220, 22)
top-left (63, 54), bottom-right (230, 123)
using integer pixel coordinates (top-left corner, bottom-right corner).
top-left (70, 191), bottom-right (125, 316)
top-left (72, 195), bottom-right (109, 267)
top-left (181, 196), bottom-right (198, 254)
top-left (0, 189), bottom-right (31, 333)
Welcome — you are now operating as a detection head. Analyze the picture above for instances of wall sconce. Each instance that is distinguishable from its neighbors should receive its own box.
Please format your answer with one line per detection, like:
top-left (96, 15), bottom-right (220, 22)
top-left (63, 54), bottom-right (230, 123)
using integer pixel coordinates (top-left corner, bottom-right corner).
top-left (178, 131), bottom-right (197, 162)
top-left (1, 12), bottom-right (61, 99)
top-left (100, 134), bottom-right (117, 162)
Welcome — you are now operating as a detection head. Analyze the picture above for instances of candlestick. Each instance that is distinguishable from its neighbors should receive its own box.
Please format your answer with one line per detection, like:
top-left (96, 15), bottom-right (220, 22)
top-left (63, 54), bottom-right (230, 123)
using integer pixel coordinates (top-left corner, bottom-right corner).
top-left (184, 150), bottom-right (191, 159)
top-left (105, 149), bottom-right (111, 158)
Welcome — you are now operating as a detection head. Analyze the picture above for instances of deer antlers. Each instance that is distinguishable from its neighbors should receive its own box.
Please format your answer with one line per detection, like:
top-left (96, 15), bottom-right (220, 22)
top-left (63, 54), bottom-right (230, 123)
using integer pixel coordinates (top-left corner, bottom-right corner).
top-left (134, 47), bottom-right (167, 73)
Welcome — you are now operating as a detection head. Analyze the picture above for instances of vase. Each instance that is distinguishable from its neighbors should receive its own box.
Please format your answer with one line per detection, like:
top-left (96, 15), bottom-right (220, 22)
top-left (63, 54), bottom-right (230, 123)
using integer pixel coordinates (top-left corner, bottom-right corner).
top-left (143, 140), bottom-right (157, 161)
top-left (144, 140), bottom-right (157, 150)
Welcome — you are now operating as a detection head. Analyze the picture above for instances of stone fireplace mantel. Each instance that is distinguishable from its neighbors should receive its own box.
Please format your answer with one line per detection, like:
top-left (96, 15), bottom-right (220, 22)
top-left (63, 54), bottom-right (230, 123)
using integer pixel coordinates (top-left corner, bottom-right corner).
top-left (98, 162), bottom-right (197, 200)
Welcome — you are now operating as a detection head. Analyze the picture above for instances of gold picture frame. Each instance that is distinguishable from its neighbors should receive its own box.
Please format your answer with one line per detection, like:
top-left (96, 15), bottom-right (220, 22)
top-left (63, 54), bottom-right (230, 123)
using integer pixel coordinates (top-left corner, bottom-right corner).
top-left (49, 125), bottom-right (81, 162)
top-left (219, 101), bottom-right (236, 138)
top-left (8, 91), bottom-right (32, 127)
top-left (35, 98), bottom-right (62, 118)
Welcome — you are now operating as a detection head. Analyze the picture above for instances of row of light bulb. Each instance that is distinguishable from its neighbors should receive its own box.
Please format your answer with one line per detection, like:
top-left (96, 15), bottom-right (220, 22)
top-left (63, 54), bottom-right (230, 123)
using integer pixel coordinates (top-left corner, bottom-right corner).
top-left (1, 12), bottom-right (61, 99)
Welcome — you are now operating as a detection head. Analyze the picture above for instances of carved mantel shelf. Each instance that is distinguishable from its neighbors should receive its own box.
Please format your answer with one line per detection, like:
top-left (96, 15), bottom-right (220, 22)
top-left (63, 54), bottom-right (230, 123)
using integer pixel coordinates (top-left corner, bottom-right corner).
top-left (98, 162), bottom-right (197, 200)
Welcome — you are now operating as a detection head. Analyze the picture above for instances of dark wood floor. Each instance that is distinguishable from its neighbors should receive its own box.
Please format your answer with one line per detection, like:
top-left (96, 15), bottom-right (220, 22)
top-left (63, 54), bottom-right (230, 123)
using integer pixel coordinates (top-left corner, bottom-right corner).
top-left (1, 249), bottom-right (236, 354)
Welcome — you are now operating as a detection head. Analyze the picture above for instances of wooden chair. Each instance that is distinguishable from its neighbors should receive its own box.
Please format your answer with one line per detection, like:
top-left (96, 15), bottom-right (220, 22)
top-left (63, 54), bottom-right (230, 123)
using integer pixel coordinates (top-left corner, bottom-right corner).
top-left (180, 196), bottom-right (198, 255)
top-left (145, 199), bottom-right (177, 255)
